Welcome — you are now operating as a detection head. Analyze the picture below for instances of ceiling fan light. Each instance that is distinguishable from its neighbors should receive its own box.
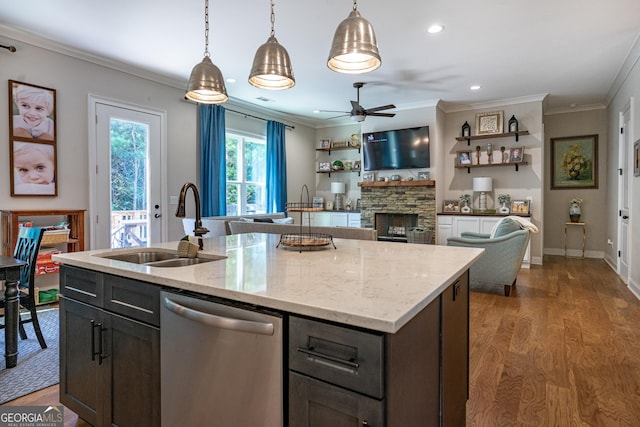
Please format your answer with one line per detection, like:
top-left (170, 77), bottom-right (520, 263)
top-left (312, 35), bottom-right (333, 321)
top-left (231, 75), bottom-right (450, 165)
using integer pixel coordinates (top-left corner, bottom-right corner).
top-left (328, 9), bottom-right (381, 74)
top-left (249, 36), bottom-right (295, 90)
top-left (351, 114), bottom-right (366, 122)
top-left (186, 56), bottom-right (229, 103)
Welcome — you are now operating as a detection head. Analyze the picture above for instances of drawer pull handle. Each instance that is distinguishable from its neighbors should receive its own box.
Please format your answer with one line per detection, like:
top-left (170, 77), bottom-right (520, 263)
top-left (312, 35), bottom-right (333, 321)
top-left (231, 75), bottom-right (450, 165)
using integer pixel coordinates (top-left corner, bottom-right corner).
top-left (297, 346), bottom-right (359, 369)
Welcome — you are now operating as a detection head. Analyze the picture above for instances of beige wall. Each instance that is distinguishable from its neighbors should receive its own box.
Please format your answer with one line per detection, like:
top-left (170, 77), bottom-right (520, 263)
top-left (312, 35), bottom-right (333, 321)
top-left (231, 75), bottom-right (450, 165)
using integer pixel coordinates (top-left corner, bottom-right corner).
top-left (0, 37), bottom-right (315, 247)
top-left (442, 101), bottom-right (545, 264)
top-left (542, 109), bottom-right (608, 257)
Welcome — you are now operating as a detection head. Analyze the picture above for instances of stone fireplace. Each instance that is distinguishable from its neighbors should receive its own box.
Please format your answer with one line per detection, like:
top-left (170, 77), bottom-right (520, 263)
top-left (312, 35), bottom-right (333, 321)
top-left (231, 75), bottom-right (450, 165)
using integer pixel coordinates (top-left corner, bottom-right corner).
top-left (358, 181), bottom-right (436, 243)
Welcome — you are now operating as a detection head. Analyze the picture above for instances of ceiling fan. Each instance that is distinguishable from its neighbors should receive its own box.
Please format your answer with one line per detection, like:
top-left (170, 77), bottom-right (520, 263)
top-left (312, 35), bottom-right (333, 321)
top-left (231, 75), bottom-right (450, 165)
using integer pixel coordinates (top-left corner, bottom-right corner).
top-left (321, 82), bottom-right (396, 122)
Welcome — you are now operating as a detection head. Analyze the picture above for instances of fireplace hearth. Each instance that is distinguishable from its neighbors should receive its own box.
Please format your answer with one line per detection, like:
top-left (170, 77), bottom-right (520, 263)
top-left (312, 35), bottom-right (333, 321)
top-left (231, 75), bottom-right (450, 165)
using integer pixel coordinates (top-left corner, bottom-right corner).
top-left (375, 213), bottom-right (418, 242)
top-left (358, 181), bottom-right (436, 244)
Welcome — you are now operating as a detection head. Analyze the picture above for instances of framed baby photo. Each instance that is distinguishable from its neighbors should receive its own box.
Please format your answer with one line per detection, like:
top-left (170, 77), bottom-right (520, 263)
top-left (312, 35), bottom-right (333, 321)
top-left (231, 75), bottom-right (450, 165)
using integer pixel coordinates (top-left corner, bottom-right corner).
top-left (10, 140), bottom-right (58, 196)
top-left (319, 139), bottom-right (331, 149)
top-left (456, 150), bottom-right (472, 166)
top-left (9, 80), bottom-right (57, 143)
top-left (509, 147), bottom-right (525, 163)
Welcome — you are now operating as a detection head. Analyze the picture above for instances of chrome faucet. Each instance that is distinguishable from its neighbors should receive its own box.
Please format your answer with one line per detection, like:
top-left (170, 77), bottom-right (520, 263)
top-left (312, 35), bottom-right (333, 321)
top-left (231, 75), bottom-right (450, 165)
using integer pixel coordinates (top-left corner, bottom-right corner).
top-left (175, 182), bottom-right (209, 250)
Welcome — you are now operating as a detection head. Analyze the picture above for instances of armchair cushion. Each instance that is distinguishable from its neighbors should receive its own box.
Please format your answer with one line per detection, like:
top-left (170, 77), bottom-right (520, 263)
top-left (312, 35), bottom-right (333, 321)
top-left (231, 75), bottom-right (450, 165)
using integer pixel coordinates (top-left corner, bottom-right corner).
top-left (447, 228), bottom-right (530, 296)
top-left (490, 217), bottom-right (523, 238)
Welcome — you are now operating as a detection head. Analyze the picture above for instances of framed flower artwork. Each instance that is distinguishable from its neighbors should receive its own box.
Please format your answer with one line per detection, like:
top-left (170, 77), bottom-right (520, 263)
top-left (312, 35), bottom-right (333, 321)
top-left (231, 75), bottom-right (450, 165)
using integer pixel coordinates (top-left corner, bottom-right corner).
top-left (551, 135), bottom-right (598, 189)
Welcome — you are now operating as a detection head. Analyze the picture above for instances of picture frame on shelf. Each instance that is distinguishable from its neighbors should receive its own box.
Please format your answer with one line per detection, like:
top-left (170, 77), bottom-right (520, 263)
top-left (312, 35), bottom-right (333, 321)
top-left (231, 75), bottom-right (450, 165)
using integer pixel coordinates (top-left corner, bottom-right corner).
top-left (443, 200), bottom-right (460, 213)
top-left (332, 140), bottom-right (348, 148)
top-left (551, 134), bottom-right (598, 189)
top-left (353, 160), bottom-right (361, 171)
top-left (312, 196), bottom-right (324, 208)
top-left (475, 110), bottom-right (504, 135)
top-left (356, 198), bottom-right (361, 210)
top-left (362, 171), bottom-right (375, 182)
top-left (319, 161), bottom-right (331, 172)
top-left (456, 150), bottom-right (472, 166)
top-left (510, 200), bottom-right (530, 215)
top-left (320, 139), bottom-right (331, 149)
top-left (509, 147), bottom-right (524, 163)
top-left (418, 171), bottom-right (430, 180)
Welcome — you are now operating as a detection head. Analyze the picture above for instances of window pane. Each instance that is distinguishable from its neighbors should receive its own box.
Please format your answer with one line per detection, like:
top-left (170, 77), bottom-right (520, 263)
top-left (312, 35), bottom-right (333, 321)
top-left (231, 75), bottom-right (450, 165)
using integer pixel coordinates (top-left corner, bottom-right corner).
top-left (245, 139), bottom-right (266, 183)
top-left (226, 136), bottom-right (239, 181)
top-left (245, 184), bottom-right (265, 214)
top-left (226, 183), bottom-right (239, 216)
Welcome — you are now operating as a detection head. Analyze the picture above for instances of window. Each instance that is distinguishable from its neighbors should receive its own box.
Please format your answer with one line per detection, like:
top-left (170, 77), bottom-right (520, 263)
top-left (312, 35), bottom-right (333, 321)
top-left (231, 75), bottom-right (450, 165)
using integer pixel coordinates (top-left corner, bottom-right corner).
top-left (226, 131), bottom-right (266, 215)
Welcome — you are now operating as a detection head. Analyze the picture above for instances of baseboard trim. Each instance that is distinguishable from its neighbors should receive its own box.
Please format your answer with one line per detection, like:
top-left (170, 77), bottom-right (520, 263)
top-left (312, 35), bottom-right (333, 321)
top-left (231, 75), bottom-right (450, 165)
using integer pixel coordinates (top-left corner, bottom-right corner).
top-left (543, 248), bottom-right (604, 259)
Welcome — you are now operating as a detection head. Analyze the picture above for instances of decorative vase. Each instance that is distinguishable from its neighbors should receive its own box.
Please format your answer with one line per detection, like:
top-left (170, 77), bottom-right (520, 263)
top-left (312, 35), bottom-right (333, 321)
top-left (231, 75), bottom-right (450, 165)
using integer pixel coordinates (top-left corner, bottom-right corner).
top-left (486, 144), bottom-right (493, 164)
top-left (461, 200), bottom-right (471, 213)
top-left (499, 201), bottom-right (510, 214)
top-left (569, 202), bottom-right (581, 222)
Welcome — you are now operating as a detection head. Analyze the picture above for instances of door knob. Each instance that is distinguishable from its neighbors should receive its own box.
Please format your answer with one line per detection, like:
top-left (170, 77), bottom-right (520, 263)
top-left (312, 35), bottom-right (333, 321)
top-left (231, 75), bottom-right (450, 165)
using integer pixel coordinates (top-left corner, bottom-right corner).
top-left (154, 213), bottom-right (162, 218)
top-left (622, 215), bottom-right (629, 220)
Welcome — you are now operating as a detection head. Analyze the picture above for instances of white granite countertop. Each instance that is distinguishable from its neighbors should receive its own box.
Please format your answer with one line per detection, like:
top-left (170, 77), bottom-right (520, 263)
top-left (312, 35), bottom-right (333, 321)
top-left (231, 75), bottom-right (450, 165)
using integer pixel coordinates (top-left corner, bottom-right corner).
top-left (53, 233), bottom-right (483, 333)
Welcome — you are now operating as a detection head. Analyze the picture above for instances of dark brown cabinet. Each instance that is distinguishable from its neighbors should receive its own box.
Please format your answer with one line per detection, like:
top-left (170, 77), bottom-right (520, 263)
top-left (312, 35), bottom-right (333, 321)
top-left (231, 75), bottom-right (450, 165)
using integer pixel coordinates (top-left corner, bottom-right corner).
top-left (59, 266), bottom-right (160, 427)
top-left (288, 271), bottom-right (469, 427)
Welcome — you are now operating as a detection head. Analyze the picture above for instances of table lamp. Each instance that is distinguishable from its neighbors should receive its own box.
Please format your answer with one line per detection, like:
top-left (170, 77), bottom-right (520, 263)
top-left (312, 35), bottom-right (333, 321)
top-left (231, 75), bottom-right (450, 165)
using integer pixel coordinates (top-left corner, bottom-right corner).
top-left (473, 177), bottom-right (493, 211)
top-left (331, 182), bottom-right (346, 211)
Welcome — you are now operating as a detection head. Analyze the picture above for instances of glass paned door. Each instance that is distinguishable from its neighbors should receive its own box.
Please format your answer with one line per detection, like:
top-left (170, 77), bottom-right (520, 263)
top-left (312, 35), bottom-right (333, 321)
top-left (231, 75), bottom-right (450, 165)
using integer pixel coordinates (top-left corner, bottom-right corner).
top-left (93, 101), bottom-right (163, 249)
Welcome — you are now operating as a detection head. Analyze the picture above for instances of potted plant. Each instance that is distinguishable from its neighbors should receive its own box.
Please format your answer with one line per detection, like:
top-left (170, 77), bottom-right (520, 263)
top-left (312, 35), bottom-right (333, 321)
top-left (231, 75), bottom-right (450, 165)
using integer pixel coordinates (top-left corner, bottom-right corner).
top-left (569, 197), bottom-right (583, 222)
top-left (498, 194), bottom-right (511, 214)
top-left (460, 193), bottom-right (472, 213)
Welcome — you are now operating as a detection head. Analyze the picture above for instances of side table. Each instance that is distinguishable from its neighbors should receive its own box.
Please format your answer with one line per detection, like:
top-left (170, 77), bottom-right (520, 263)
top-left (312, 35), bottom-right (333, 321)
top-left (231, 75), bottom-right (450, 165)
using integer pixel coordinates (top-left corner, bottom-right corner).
top-left (564, 222), bottom-right (586, 259)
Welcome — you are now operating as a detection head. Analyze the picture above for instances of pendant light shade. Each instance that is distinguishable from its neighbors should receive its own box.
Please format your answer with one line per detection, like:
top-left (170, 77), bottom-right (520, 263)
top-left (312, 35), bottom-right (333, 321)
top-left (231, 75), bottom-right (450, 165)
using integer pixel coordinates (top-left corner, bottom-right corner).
top-left (186, 56), bottom-right (228, 103)
top-left (249, 0), bottom-right (295, 90)
top-left (185, 0), bottom-right (228, 104)
top-left (328, 2), bottom-right (381, 74)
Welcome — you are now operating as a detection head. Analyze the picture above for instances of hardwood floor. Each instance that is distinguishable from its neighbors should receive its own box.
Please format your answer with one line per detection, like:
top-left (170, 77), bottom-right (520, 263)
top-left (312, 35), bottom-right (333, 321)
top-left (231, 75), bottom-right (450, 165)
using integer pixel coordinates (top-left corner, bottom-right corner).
top-left (5, 256), bottom-right (640, 426)
top-left (467, 256), bottom-right (640, 426)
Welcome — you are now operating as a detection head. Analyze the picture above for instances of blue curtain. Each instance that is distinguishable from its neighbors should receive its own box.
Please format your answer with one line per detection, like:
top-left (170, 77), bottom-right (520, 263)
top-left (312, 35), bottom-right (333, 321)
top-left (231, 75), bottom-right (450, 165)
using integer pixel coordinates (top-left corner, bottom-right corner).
top-left (266, 120), bottom-right (287, 213)
top-left (199, 104), bottom-right (226, 216)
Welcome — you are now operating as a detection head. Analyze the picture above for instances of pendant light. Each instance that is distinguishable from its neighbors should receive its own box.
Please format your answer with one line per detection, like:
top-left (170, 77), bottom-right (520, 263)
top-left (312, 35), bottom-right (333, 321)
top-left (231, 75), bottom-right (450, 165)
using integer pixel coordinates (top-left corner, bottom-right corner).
top-left (327, 0), bottom-right (381, 74)
top-left (186, 0), bottom-right (228, 103)
top-left (249, 0), bottom-right (295, 90)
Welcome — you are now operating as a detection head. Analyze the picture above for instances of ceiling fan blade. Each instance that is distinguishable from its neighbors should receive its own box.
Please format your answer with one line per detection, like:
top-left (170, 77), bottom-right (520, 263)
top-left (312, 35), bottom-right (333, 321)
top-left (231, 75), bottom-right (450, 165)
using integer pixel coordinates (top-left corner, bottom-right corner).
top-left (365, 104), bottom-right (396, 113)
top-left (367, 112), bottom-right (396, 117)
top-left (326, 113), bottom-right (350, 120)
top-left (318, 110), bottom-right (350, 114)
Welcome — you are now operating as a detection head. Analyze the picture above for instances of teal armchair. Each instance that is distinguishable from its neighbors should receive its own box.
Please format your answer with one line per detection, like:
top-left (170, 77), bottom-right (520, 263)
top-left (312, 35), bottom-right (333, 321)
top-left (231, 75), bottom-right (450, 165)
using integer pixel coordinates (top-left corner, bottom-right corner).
top-left (446, 218), bottom-right (531, 296)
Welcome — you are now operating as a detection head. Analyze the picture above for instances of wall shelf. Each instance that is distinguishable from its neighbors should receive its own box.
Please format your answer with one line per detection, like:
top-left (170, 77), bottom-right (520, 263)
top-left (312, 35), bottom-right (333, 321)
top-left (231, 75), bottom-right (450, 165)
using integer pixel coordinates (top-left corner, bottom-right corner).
top-left (455, 161), bottom-right (527, 173)
top-left (456, 130), bottom-right (529, 145)
top-left (316, 169), bottom-right (361, 177)
top-left (316, 146), bottom-right (361, 155)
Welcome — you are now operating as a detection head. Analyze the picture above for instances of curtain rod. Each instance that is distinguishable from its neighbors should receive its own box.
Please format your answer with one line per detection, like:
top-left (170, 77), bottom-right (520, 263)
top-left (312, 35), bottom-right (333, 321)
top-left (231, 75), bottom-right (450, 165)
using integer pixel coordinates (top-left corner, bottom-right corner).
top-left (226, 108), bottom-right (295, 130)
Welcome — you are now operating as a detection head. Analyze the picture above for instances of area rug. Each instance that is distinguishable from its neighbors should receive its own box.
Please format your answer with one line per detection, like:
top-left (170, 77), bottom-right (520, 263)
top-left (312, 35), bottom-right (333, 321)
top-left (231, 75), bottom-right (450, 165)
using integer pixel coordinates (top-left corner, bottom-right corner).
top-left (0, 307), bottom-right (59, 404)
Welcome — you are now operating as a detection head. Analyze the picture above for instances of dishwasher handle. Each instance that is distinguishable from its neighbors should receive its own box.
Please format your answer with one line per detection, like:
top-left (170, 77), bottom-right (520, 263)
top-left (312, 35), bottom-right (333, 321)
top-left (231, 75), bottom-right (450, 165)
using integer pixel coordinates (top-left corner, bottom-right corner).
top-left (162, 296), bottom-right (274, 336)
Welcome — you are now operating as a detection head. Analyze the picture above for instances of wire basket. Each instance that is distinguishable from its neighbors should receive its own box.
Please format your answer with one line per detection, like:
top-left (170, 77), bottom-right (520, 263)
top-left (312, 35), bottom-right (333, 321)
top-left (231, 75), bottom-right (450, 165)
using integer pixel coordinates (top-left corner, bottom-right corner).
top-left (278, 233), bottom-right (335, 250)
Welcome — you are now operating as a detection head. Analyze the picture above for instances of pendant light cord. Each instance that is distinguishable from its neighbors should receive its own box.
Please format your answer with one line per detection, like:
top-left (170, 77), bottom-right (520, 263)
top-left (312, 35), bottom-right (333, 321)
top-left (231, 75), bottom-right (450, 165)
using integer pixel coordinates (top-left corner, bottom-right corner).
top-left (270, 0), bottom-right (275, 37)
top-left (204, 0), bottom-right (210, 58)
top-left (352, 0), bottom-right (357, 11)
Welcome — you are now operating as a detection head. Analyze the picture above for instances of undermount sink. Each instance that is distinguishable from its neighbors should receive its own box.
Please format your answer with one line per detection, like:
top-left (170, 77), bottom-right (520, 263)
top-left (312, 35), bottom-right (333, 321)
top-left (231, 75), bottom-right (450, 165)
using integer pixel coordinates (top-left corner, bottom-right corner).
top-left (96, 249), bottom-right (226, 267)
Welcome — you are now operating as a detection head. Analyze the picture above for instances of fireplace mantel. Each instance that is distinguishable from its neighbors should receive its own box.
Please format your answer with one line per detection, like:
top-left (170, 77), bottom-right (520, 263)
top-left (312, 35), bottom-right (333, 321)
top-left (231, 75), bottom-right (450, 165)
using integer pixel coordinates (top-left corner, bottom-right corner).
top-left (358, 180), bottom-right (435, 188)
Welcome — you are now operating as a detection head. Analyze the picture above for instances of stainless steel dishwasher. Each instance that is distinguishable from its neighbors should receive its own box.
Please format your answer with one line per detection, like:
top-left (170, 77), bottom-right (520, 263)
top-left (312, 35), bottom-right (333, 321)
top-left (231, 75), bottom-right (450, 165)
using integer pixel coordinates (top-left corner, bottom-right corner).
top-left (160, 290), bottom-right (283, 427)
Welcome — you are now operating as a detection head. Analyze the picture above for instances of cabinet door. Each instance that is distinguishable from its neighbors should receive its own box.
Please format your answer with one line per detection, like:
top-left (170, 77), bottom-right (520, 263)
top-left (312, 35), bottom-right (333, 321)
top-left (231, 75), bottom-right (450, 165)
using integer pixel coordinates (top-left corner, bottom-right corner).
top-left (348, 213), bottom-right (361, 228)
top-left (441, 274), bottom-right (469, 427)
top-left (480, 217), bottom-right (500, 235)
top-left (59, 297), bottom-right (103, 426)
top-left (453, 216), bottom-right (480, 236)
top-left (289, 372), bottom-right (384, 427)
top-left (104, 312), bottom-right (160, 427)
top-left (331, 212), bottom-right (348, 227)
top-left (313, 212), bottom-right (331, 226)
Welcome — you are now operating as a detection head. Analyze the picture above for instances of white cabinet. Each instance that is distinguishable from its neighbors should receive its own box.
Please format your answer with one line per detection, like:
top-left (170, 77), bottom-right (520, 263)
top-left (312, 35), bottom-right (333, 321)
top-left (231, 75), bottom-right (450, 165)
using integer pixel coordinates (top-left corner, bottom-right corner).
top-left (310, 212), bottom-right (361, 227)
top-left (437, 215), bottom-right (530, 268)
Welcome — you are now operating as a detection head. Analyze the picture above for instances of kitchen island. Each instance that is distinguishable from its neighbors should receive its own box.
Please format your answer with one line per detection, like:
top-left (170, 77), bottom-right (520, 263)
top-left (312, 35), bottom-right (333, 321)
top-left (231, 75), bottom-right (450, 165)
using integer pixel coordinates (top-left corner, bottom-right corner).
top-left (54, 233), bottom-right (483, 427)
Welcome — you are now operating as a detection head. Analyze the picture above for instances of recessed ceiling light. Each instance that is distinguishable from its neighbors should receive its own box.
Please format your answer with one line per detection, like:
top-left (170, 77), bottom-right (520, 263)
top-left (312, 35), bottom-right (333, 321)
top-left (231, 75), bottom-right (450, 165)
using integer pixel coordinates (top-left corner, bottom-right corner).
top-left (470, 85), bottom-right (481, 91)
top-left (427, 24), bottom-right (444, 34)
top-left (313, 110), bottom-right (320, 114)
top-left (569, 103), bottom-right (577, 108)
top-left (226, 78), bottom-right (236, 83)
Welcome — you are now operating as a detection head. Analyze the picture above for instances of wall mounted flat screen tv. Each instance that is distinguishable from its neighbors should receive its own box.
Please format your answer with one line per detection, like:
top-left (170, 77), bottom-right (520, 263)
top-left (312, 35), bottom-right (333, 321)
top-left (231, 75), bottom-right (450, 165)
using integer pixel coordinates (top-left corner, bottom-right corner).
top-left (362, 125), bottom-right (430, 171)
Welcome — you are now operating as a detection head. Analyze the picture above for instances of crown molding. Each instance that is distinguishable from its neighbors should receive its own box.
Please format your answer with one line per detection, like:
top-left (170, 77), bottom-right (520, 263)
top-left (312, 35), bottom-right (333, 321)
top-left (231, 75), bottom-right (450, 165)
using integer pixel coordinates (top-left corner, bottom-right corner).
top-left (543, 103), bottom-right (607, 116)
top-left (438, 94), bottom-right (548, 113)
top-left (606, 32), bottom-right (640, 107)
